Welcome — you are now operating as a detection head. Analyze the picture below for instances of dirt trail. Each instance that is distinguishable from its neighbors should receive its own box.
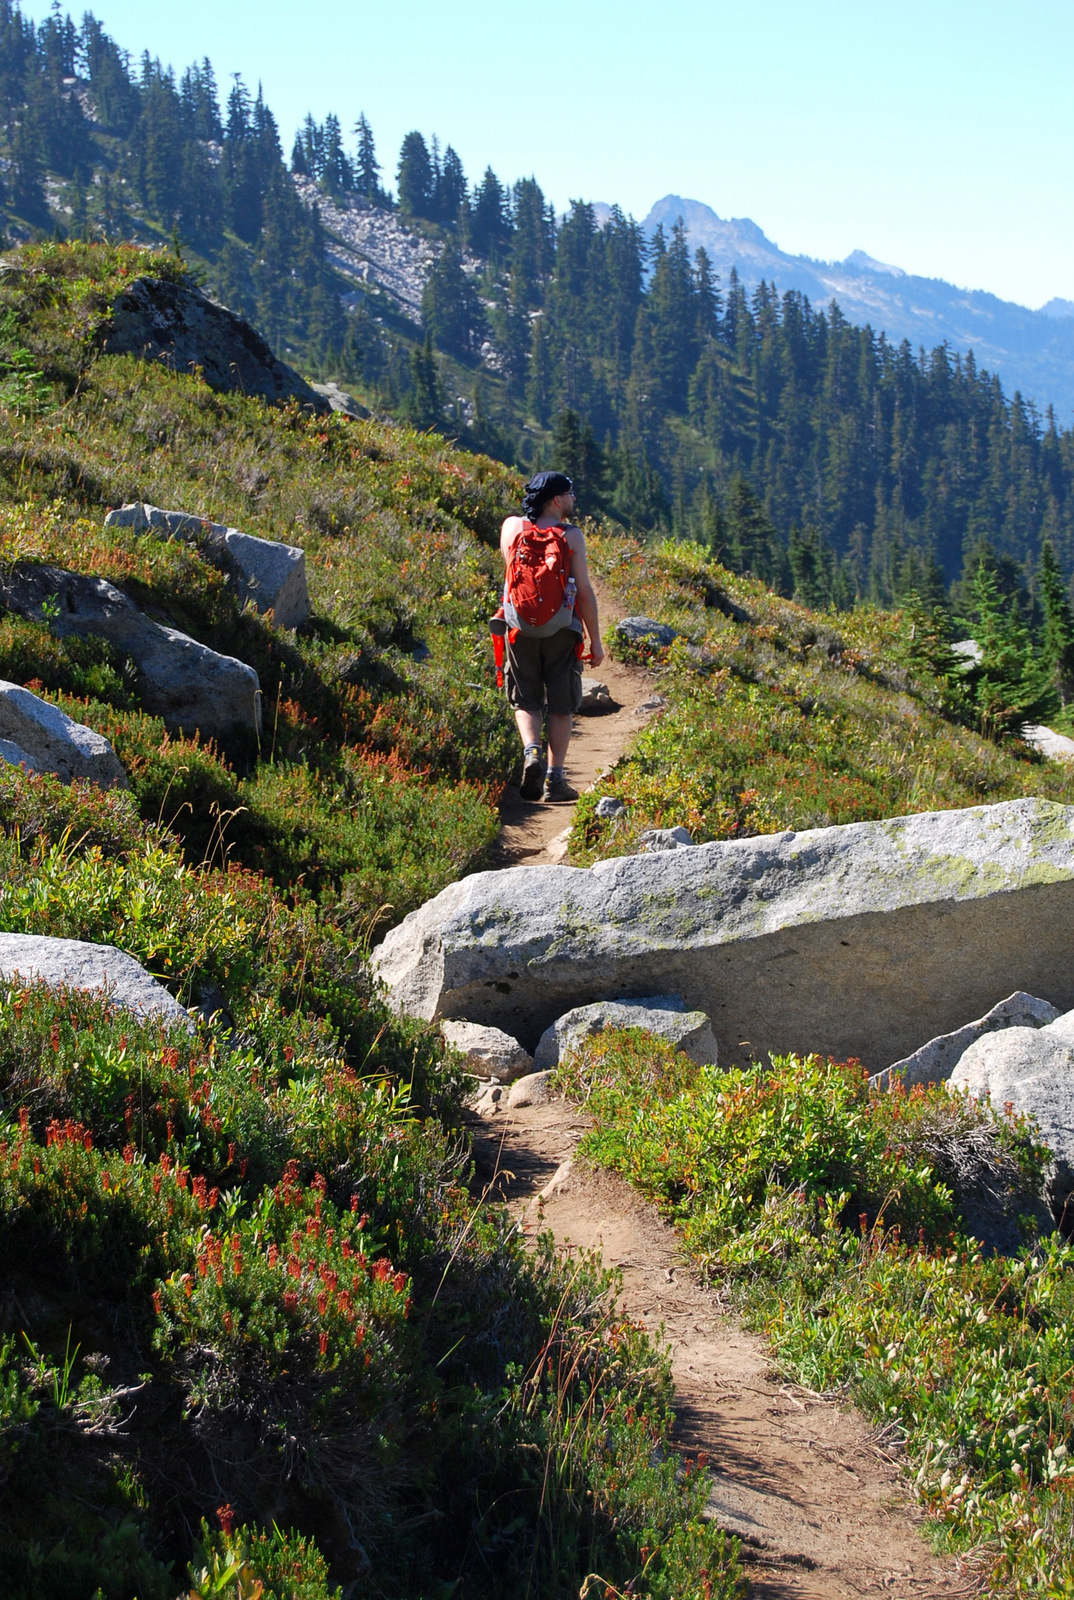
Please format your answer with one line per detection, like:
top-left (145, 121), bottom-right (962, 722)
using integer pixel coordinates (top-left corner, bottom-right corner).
top-left (475, 578), bottom-right (970, 1597)
top-left (469, 1101), bottom-right (970, 1599)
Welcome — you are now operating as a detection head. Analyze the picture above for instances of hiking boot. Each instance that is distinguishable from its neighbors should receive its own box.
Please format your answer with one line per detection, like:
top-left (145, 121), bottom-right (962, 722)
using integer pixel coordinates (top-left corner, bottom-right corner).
top-left (520, 750), bottom-right (545, 800)
top-left (543, 773), bottom-right (579, 803)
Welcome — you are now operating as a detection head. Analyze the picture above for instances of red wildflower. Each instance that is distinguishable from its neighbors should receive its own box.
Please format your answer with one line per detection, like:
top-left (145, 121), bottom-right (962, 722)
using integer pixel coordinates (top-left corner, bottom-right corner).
top-left (152, 1288), bottom-right (162, 1316)
top-left (283, 1291), bottom-right (297, 1310)
top-left (216, 1503), bottom-right (235, 1537)
top-left (319, 1331), bottom-right (328, 1355)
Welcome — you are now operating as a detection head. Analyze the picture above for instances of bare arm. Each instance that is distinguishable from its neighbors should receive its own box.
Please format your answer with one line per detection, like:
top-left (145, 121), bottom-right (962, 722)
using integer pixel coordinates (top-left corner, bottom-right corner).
top-left (500, 514), bottom-right (523, 566)
top-left (565, 526), bottom-right (604, 667)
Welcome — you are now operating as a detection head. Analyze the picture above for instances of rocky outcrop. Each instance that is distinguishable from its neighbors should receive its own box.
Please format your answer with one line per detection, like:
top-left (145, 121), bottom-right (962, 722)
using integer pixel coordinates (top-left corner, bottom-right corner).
top-left (440, 1019), bottom-right (533, 1081)
top-left (0, 564), bottom-right (260, 741)
top-left (102, 276), bottom-right (329, 412)
top-left (533, 995), bottom-right (718, 1072)
top-left (104, 503), bottom-right (310, 629)
top-left (949, 1010), bottom-right (1074, 1224)
top-left (0, 933), bottom-right (191, 1027)
top-left (373, 798), bottom-right (1074, 1067)
top-left (0, 680), bottom-right (126, 788)
top-left (0, 738), bottom-right (36, 772)
top-left (614, 616), bottom-right (679, 649)
top-left (872, 991), bottom-right (1061, 1091)
top-left (310, 381), bottom-right (370, 419)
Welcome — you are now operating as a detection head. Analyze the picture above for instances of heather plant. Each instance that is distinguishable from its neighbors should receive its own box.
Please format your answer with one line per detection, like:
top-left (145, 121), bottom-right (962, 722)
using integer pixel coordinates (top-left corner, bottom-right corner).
top-left (0, 992), bottom-right (744, 1598)
top-left (557, 1030), bottom-right (1074, 1591)
top-left (573, 535), bottom-right (1074, 863)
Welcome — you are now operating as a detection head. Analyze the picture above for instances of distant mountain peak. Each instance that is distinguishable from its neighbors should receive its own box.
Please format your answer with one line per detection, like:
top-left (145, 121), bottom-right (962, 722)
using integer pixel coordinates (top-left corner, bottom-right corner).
top-left (635, 193), bottom-right (1074, 418)
top-left (842, 248), bottom-right (905, 279)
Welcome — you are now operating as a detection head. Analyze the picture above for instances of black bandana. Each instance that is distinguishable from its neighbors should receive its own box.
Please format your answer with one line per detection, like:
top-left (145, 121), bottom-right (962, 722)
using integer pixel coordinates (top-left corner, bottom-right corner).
top-left (522, 470), bottom-right (573, 519)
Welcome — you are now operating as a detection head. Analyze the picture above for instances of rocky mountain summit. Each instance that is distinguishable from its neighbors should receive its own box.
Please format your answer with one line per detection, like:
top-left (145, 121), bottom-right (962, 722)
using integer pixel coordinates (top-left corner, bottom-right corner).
top-left (641, 194), bottom-right (1074, 416)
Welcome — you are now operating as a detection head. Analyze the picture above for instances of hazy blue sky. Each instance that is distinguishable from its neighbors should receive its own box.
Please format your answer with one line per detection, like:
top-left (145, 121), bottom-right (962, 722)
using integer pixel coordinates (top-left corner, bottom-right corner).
top-left (20, 0), bottom-right (1073, 308)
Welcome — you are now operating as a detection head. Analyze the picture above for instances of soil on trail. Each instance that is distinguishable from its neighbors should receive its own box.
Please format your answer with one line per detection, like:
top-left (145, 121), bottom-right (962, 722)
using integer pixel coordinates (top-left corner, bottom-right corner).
top-left (491, 577), bottom-right (663, 867)
top-left (468, 1100), bottom-right (971, 1599)
top-left (476, 576), bottom-right (970, 1597)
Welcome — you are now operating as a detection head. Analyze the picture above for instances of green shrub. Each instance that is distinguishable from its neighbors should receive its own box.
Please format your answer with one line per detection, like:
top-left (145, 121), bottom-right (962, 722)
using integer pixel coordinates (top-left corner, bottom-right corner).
top-left (558, 1031), bottom-right (1073, 1590)
top-left (575, 535), bottom-right (1074, 864)
top-left (189, 1520), bottom-right (341, 1600)
top-left (0, 763), bottom-right (150, 856)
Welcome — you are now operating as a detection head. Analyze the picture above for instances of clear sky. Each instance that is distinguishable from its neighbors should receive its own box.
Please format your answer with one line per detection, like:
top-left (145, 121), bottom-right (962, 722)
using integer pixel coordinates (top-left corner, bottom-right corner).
top-left (19, 0), bottom-right (1074, 309)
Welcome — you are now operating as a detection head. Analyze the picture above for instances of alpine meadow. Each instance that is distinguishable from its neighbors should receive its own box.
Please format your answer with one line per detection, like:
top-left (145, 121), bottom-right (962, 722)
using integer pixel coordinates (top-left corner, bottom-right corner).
top-left (2, 6), bottom-right (1074, 1599)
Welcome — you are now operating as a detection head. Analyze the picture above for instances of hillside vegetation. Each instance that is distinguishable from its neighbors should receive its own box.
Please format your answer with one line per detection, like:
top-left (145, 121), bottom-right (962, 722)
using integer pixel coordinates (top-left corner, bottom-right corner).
top-left (6, 2), bottom-right (1074, 619)
top-left (571, 534), bottom-right (1074, 862)
top-left (0, 238), bottom-right (746, 1598)
top-left (2, 233), bottom-right (1074, 1598)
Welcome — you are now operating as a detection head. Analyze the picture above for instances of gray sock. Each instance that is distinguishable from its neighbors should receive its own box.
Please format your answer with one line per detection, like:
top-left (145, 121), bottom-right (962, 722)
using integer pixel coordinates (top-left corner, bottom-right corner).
top-left (523, 743), bottom-right (541, 760)
top-left (548, 765), bottom-right (564, 782)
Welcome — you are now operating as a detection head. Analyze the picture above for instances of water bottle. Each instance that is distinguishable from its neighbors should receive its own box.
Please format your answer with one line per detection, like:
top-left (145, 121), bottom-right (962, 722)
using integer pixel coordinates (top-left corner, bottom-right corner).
top-left (565, 577), bottom-right (577, 611)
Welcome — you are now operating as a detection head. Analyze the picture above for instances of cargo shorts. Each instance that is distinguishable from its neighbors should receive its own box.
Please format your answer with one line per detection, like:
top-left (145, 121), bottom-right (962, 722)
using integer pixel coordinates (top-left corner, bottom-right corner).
top-left (505, 625), bottom-right (583, 716)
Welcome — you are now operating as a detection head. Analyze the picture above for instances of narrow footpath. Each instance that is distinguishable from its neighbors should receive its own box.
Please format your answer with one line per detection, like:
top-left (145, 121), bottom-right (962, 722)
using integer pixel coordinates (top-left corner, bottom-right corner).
top-left (469, 578), bottom-right (972, 1599)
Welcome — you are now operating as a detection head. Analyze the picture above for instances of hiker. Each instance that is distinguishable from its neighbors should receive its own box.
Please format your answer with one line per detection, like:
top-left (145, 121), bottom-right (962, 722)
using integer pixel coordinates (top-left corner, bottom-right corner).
top-left (497, 470), bottom-right (604, 802)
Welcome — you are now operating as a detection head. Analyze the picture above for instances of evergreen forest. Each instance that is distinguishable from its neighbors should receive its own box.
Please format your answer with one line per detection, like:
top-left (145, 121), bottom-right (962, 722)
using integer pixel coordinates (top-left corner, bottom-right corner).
top-left (4, 0), bottom-right (1074, 622)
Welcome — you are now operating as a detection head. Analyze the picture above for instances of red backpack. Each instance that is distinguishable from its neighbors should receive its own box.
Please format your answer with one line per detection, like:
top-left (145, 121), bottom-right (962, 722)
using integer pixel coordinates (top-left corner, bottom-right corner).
top-left (505, 520), bottom-right (571, 628)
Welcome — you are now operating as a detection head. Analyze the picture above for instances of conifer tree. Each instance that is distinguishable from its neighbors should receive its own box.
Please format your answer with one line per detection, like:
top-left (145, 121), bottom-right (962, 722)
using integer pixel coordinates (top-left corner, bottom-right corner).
top-left (969, 550), bottom-right (1056, 738)
top-left (1037, 536), bottom-right (1074, 705)
top-left (353, 112), bottom-right (381, 202)
top-left (397, 130), bottom-right (433, 218)
top-left (469, 167), bottom-right (510, 257)
top-left (408, 332), bottom-right (442, 428)
top-left (421, 237), bottom-right (484, 360)
top-left (437, 144), bottom-right (466, 222)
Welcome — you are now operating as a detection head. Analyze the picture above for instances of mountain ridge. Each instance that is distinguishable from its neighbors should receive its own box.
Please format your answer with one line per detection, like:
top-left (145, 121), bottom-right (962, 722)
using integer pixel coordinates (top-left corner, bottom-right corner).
top-left (637, 193), bottom-right (1074, 419)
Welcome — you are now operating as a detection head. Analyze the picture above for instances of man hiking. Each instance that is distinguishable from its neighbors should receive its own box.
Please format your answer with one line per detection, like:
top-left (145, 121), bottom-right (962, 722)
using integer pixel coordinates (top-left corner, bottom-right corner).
top-left (499, 470), bottom-right (604, 802)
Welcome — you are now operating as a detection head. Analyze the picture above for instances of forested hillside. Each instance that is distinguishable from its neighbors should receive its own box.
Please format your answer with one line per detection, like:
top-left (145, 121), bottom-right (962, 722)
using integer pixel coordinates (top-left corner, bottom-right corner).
top-left (5, 0), bottom-right (1074, 615)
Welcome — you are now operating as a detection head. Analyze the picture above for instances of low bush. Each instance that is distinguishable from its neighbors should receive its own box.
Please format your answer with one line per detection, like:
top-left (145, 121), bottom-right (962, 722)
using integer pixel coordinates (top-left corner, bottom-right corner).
top-left (0, 983), bottom-right (743, 1599)
top-left (574, 536), bottom-right (1074, 863)
top-left (558, 1030), bottom-right (1074, 1591)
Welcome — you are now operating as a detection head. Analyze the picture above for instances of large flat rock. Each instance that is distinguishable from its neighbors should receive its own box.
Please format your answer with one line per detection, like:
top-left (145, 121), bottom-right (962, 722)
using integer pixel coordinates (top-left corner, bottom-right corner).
top-left (0, 933), bottom-right (191, 1027)
top-left (373, 799), bottom-right (1074, 1067)
top-left (0, 564), bottom-right (260, 741)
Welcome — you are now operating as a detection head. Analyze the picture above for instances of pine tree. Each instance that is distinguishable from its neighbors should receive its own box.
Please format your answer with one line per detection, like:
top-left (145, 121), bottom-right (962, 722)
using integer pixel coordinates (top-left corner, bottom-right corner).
top-left (468, 166), bottom-right (510, 257)
top-left (396, 130), bottom-right (433, 218)
top-left (970, 550), bottom-right (1056, 738)
top-left (321, 113), bottom-right (352, 196)
top-left (408, 332), bottom-right (442, 428)
top-left (353, 112), bottom-right (381, 202)
top-left (437, 144), bottom-right (466, 222)
top-left (1037, 536), bottom-right (1074, 705)
top-left (421, 238), bottom-right (484, 360)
